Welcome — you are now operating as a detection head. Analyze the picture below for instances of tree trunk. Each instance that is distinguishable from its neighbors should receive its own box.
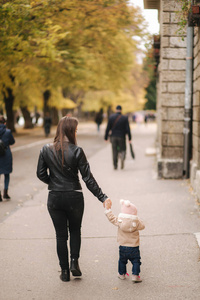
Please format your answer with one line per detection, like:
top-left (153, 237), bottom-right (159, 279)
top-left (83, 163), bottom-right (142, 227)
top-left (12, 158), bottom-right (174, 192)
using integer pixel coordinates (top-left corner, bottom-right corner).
top-left (34, 106), bottom-right (41, 124)
top-left (43, 90), bottom-right (51, 115)
top-left (20, 106), bottom-right (34, 129)
top-left (3, 87), bottom-right (15, 132)
top-left (51, 107), bottom-right (59, 125)
top-left (107, 105), bottom-right (112, 118)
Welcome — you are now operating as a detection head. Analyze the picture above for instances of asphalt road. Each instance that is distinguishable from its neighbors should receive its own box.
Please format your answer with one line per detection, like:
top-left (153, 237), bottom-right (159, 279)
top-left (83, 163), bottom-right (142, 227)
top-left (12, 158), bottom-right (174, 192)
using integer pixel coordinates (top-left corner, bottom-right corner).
top-left (0, 122), bottom-right (106, 222)
top-left (0, 121), bottom-right (200, 300)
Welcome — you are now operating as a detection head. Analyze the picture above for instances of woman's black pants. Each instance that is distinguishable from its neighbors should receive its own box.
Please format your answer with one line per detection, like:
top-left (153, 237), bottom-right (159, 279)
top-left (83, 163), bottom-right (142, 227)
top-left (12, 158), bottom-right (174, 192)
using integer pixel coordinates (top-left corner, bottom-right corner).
top-left (47, 191), bottom-right (84, 270)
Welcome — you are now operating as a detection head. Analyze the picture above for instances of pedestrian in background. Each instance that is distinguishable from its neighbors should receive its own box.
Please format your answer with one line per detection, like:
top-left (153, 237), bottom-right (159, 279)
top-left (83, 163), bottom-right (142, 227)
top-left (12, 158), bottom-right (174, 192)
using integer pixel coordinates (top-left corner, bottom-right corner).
top-left (95, 108), bottom-right (103, 132)
top-left (105, 199), bottom-right (145, 282)
top-left (43, 112), bottom-right (52, 137)
top-left (0, 115), bottom-right (15, 201)
top-left (104, 105), bottom-right (132, 170)
top-left (37, 116), bottom-right (111, 282)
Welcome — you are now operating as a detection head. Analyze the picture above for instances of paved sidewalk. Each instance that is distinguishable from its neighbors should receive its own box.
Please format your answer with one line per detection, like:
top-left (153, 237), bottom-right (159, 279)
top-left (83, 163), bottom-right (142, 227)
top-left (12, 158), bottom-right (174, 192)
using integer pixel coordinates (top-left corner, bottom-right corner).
top-left (0, 123), bottom-right (200, 300)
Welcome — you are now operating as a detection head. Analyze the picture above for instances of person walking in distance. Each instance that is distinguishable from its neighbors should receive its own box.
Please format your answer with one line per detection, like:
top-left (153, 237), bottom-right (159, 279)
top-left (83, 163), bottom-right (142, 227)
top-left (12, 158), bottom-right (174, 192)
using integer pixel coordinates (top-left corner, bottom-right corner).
top-left (95, 108), bottom-right (104, 132)
top-left (104, 105), bottom-right (132, 170)
top-left (37, 116), bottom-right (111, 282)
top-left (43, 112), bottom-right (52, 137)
top-left (0, 115), bottom-right (15, 201)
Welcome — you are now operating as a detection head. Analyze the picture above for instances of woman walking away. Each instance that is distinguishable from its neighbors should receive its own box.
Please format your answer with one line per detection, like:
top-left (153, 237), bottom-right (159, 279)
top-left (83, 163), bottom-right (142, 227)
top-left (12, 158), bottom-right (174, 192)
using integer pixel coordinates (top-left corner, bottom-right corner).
top-left (0, 115), bottom-right (15, 202)
top-left (37, 116), bottom-right (111, 282)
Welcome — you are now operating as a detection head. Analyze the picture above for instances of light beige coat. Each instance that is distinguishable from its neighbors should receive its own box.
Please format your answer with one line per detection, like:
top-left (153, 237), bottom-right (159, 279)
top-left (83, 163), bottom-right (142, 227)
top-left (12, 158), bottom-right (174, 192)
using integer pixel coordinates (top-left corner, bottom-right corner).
top-left (105, 210), bottom-right (145, 247)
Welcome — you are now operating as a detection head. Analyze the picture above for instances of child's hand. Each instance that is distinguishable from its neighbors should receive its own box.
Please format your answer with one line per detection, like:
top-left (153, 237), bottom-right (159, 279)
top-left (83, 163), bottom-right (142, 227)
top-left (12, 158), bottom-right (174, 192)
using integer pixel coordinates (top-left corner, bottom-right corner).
top-left (106, 201), bottom-right (112, 210)
top-left (103, 198), bottom-right (112, 210)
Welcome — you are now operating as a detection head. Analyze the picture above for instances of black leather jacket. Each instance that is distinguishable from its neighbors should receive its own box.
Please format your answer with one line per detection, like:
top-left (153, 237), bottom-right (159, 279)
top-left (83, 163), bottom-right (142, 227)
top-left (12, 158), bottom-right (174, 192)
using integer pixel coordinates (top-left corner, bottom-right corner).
top-left (37, 142), bottom-right (108, 203)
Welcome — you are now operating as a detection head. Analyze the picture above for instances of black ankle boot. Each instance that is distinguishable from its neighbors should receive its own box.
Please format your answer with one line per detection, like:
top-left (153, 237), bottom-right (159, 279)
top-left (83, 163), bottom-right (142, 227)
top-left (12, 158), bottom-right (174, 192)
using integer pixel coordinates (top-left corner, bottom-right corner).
top-left (60, 269), bottom-right (70, 282)
top-left (70, 258), bottom-right (82, 276)
top-left (0, 192), bottom-right (2, 202)
top-left (3, 189), bottom-right (10, 199)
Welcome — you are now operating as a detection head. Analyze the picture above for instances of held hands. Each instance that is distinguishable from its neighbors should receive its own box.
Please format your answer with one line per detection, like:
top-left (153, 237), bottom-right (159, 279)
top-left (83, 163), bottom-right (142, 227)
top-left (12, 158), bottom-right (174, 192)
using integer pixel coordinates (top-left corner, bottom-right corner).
top-left (103, 198), bottom-right (112, 210)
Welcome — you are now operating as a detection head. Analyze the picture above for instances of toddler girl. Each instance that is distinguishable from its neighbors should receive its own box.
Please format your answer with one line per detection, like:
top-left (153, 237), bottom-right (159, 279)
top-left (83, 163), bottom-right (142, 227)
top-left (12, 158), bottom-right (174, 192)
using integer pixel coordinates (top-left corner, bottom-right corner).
top-left (105, 199), bottom-right (145, 282)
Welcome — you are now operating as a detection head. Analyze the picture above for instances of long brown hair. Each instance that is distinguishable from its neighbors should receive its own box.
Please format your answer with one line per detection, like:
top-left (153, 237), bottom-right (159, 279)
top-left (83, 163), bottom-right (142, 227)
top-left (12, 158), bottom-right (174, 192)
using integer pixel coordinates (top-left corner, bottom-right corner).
top-left (54, 116), bottom-right (78, 166)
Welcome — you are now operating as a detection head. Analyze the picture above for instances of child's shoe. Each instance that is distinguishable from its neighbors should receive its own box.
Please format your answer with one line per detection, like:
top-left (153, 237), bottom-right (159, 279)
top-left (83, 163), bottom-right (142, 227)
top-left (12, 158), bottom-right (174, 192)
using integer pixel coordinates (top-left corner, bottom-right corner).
top-left (132, 275), bottom-right (142, 283)
top-left (118, 273), bottom-right (126, 280)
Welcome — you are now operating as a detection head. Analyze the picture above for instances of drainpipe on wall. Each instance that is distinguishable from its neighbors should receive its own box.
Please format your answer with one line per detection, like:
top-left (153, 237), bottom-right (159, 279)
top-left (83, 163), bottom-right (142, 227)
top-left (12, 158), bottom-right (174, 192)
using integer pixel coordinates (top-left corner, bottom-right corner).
top-left (183, 26), bottom-right (194, 179)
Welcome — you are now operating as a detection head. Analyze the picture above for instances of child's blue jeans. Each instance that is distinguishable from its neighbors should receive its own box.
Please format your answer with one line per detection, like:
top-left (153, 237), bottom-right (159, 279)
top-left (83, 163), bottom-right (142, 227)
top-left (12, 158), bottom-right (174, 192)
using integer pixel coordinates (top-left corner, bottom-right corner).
top-left (118, 245), bottom-right (141, 275)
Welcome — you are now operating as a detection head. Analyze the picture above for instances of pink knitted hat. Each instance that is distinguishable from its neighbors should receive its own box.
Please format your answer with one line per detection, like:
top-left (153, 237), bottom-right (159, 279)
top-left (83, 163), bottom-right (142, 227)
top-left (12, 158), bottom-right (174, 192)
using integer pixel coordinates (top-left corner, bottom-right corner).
top-left (120, 199), bottom-right (137, 215)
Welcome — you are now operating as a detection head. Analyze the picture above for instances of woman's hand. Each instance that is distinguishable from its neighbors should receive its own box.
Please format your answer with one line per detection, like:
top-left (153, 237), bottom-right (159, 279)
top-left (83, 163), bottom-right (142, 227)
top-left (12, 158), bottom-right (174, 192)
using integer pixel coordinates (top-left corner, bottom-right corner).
top-left (103, 198), bottom-right (112, 209)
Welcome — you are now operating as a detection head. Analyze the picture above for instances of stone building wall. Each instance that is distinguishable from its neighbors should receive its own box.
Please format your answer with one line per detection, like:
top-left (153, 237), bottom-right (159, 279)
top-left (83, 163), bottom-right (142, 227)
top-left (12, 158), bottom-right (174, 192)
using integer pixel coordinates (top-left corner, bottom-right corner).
top-left (157, 0), bottom-right (186, 178)
top-left (144, 0), bottom-right (200, 205)
top-left (190, 27), bottom-right (200, 201)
